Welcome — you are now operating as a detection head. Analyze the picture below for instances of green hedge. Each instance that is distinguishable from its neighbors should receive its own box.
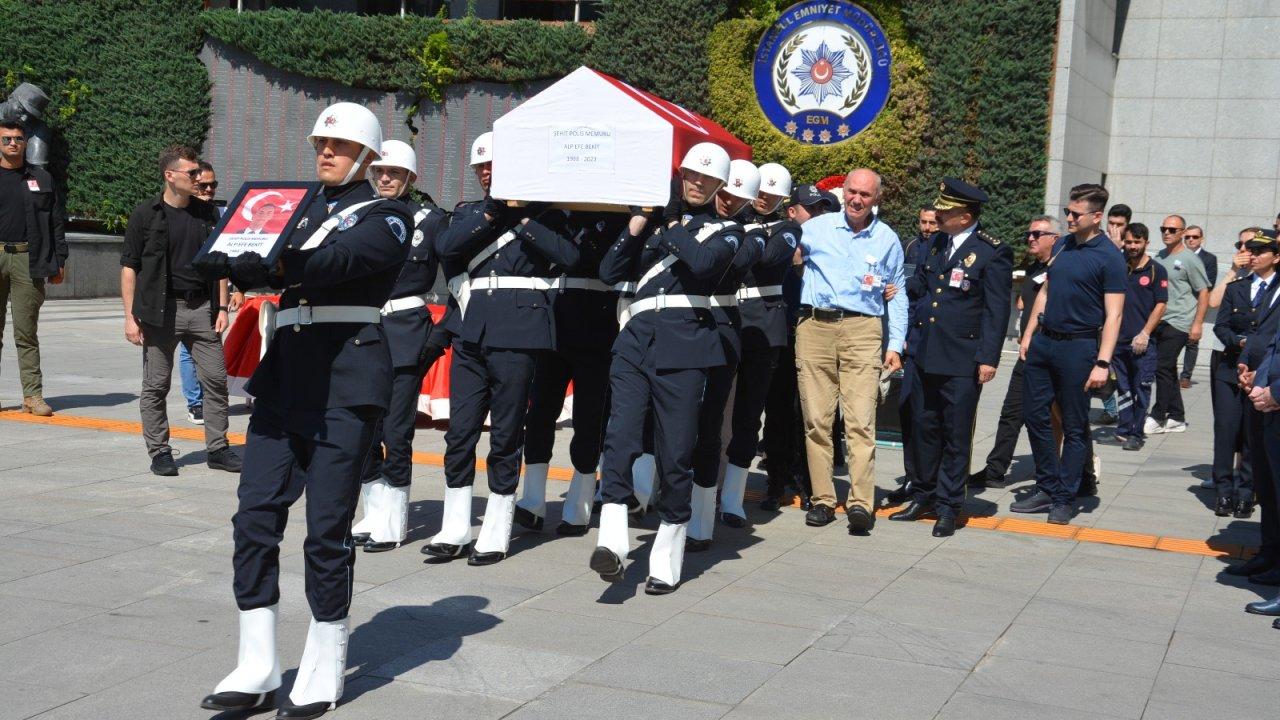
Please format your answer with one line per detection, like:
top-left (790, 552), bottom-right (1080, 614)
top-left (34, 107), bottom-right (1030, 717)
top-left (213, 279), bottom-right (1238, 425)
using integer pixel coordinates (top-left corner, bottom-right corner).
top-left (0, 0), bottom-right (210, 228)
top-left (707, 1), bottom-right (931, 235)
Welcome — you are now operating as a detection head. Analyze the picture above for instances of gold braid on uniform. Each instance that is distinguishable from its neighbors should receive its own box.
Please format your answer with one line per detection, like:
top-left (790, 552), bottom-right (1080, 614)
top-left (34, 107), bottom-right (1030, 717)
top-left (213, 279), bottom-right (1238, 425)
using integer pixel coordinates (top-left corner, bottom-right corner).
top-left (977, 230), bottom-right (1001, 246)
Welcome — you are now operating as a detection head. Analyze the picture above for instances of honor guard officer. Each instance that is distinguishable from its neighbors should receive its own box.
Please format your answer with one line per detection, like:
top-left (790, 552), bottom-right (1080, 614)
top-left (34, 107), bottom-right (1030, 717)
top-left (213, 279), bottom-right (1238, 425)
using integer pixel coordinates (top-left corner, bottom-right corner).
top-left (719, 163), bottom-right (799, 527)
top-left (423, 131), bottom-right (580, 566)
top-left (1015, 184), bottom-right (1125, 526)
top-left (591, 142), bottom-right (741, 594)
top-left (349, 139), bottom-right (448, 553)
top-left (891, 178), bottom-right (1012, 537)
top-left (515, 210), bottom-right (629, 536)
top-left (687, 159), bottom-right (757, 552)
top-left (199, 102), bottom-right (412, 719)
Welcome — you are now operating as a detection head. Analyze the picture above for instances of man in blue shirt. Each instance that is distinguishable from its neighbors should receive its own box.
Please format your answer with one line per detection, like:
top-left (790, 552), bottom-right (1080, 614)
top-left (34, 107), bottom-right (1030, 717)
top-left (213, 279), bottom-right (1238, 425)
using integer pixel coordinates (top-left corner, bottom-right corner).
top-left (1015, 184), bottom-right (1126, 525)
top-left (796, 168), bottom-right (906, 534)
top-left (1112, 222), bottom-right (1167, 451)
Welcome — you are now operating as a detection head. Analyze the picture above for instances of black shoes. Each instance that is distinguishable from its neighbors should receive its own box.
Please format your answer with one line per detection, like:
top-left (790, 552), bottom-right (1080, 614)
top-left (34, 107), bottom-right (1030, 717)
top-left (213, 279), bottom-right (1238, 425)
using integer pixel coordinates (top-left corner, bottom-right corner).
top-left (352, 533), bottom-right (371, 546)
top-left (644, 577), bottom-right (677, 595)
top-left (1076, 476), bottom-right (1097, 498)
top-left (887, 500), bottom-right (936, 522)
top-left (208, 448), bottom-right (243, 473)
top-left (1122, 436), bottom-right (1144, 451)
top-left (201, 690), bottom-right (275, 712)
top-left (150, 451), bottom-right (179, 477)
top-left (421, 541), bottom-right (470, 563)
top-left (932, 513), bottom-right (956, 537)
top-left (589, 546), bottom-right (624, 582)
top-left (556, 521), bottom-right (589, 537)
top-left (968, 470), bottom-right (1007, 490)
top-left (1010, 490), bottom-right (1052, 514)
top-left (846, 506), bottom-right (874, 535)
top-left (720, 512), bottom-right (746, 528)
top-left (364, 539), bottom-right (400, 553)
top-left (1245, 596), bottom-right (1280, 616)
top-left (1097, 411), bottom-right (1117, 426)
top-left (513, 506), bottom-right (543, 532)
top-left (685, 538), bottom-right (712, 553)
top-left (276, 700), bottom-right (336, 719)
top-left (1215, 496), bottom-right (1234, 517)
top-left (1235, 500), bottom-right (1254, 519)
top-left (467, 550), bottom-right (505, 566)
top-left (1250, 567), bottom-right (1280, 586)
top-left (882, 484), bottom-right (912, 506)
top-left (759, 495), bottom-right (783, 512)
top-left (805, 505), bottom-right (836, 527)
top-left (1225, 554), bottom-right (1274, 577)
top-left (1047, 504), bottom-right (1072, 525)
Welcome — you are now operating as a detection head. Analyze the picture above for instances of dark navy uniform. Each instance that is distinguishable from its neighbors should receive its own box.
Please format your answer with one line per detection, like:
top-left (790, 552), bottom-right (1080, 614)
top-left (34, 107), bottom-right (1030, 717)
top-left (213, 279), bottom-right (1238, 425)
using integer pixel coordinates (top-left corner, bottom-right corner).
top-left (1241, 265), bottom-right (1280, 576)
top-left (231, 180), bottom-right (412, 622)
top-left (894, 232), bottom-right (933, 500)
top-left (437, 199), bottom-right (579, 496)
top-left (904, 220), bottom-right (1012, 517)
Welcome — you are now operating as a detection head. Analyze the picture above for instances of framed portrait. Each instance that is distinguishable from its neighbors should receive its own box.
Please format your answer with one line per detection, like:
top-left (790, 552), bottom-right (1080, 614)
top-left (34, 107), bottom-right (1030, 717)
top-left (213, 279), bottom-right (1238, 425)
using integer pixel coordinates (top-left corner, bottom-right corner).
top-left (195, 181), bottom-right (321, 266)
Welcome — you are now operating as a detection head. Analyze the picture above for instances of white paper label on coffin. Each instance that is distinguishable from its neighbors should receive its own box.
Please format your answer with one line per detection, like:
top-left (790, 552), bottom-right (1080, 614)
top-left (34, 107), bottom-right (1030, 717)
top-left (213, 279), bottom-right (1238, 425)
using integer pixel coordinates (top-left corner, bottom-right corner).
top-left (491, 66), bottom-right (751, 208)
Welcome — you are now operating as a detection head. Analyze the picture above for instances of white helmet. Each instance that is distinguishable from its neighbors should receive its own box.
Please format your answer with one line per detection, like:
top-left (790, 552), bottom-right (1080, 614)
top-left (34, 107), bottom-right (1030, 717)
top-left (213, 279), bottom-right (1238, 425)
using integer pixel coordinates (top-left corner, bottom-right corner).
top-left (679, 142), bottom-right (731, 184)
top-left (470, 132), bottom-right (493, 166)
top-left (308, 102), bottom-right (383, 184)
top-left (725, 159), bottom-right (761, 201)
top-left (370, 139), bottom-right (417, 178)
top-left (757, 162), bottom-right (792, 198)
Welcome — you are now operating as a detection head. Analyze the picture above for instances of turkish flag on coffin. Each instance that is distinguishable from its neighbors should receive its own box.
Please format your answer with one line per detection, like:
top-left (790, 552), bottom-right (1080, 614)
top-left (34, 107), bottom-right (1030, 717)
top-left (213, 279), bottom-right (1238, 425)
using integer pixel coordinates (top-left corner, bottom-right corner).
top-left (490, 66), bottom-right (752, 208)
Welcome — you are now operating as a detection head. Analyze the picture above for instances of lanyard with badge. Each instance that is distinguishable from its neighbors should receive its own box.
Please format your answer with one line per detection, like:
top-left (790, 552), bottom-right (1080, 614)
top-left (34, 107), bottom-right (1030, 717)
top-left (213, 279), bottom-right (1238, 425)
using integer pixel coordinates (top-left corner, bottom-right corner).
top-left (861, 254), bottom-right (883, 292)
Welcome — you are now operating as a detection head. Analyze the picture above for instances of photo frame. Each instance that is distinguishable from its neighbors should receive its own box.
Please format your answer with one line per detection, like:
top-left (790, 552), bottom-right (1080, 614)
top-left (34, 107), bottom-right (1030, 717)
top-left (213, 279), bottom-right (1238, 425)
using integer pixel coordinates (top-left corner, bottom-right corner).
top-left (195, 181), bottom-right (322, 266)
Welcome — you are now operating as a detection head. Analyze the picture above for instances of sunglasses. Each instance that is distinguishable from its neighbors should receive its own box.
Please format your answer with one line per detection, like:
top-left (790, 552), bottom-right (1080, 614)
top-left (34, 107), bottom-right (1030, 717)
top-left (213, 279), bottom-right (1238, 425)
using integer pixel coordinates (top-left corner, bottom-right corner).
top-left (167, 166), bottom-right (202, 180)
top-left (1024, 230), bottom-right (1058, 241)
top-left (196, 181), bottom-right (218, 191)
top-left (1184, 234), bottom-right (1202, 240)
top-left (0, 136), bottom-right (26, 145)
top-left (1062, 208), bottom-right (1099, 220)
top-left (1160, 226), bottom-right (1184, 234)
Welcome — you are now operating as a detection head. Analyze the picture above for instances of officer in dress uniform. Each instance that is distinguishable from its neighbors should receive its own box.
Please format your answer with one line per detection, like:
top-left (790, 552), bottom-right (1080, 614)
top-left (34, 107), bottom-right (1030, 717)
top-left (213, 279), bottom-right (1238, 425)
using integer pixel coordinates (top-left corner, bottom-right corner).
top-left (890, 178), bottom-right (1012, 537)
top-left (686, 159), bottom-right (758, 552)
top-left (422, 132), bottom-right (579, 566)
top-left (348, 140), bottom-right (448, 553)
top-left (199, 102), bottom-right (412, 719)
top-left (590, 142), bottom-right (741, 594)
top-left (719, 163), bottom-right (799, 525)
top-left (515, 210), bottom-right (628, 536)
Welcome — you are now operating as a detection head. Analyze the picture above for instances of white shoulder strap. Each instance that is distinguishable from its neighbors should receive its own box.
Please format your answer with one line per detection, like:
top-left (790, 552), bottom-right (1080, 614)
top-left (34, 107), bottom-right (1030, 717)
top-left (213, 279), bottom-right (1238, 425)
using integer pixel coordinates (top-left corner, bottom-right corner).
top-left (466, 229), bottom-right (518, 274)
top-left (631, 220), bottom-right (733, 294)
top-left (297, 199), bottom-right (384, 251)
top-left (413, 208), bottom-right (432, 227)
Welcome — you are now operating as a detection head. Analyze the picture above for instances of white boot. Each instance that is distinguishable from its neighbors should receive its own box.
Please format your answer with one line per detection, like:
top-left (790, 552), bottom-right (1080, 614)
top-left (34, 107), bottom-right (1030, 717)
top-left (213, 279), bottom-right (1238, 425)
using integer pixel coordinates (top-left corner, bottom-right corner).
top-left (590, 502), bottom-right (631, 581)
top-left (431, 485), bottom-right (474, 546)
top-left (287, 617), bottom-right (349, 710)
top-left (632, 453), bottom-right (656, 511)
top-left (647, 521), bottom-right (688, 592)
top-left (561, 471), bottom-right (596, 527)
top-left (366, 480), bottom-right (408, 549)
top-left (349, 482), bottom-right (377, 538)
top-left (471, 492), bottom-right (516, 560)
top-left (213, 606), bottom-right (282, 695)
top-left (515, 463), bottom-right (549, 529)
top-left (687, 484), bottom-right (717, 545)
top-left (720, 463), bottom-right (750, 521)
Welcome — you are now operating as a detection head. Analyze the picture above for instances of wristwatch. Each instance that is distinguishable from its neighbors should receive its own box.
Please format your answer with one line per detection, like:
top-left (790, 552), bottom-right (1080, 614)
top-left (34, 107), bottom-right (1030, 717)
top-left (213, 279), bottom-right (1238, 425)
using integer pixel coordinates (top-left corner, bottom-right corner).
top-left (1094, 359), bottom-right (1110, 369)
top-left (217, 305), bottom-right (229, 312)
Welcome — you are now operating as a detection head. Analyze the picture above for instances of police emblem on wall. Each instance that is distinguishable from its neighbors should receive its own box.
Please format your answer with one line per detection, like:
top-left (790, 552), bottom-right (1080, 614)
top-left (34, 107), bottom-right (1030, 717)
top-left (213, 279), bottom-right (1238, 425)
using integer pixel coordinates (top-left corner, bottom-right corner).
top-left (754, 1), bottom-right (892, 145)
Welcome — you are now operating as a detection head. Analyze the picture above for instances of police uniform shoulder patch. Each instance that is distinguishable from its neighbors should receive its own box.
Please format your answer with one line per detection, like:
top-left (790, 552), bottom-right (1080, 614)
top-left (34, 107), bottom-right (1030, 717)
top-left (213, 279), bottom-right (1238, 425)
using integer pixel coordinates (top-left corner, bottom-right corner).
top-left (724, 233), bottom-right (740, 251)
top-left (755, 235), bottom-right (766, 250)
top-left (783, 231), bottom-right (798, 249)
top-left (977, 230), bottom-right (1001, 246)
top-left (1229, 274), bottom-right (1251, 284)
top-left (386, 216), bottom-right (407, 244)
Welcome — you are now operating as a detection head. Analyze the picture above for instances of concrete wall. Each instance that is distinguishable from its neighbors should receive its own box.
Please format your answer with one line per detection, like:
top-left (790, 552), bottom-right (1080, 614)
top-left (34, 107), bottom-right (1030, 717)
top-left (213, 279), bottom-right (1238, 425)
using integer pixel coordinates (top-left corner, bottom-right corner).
top-left (1044, 0), bottom-right (1118, 218)
top-left (46, 234), bottom-right (125, 300)
top-left (200, 39), bottom-right (550, 212)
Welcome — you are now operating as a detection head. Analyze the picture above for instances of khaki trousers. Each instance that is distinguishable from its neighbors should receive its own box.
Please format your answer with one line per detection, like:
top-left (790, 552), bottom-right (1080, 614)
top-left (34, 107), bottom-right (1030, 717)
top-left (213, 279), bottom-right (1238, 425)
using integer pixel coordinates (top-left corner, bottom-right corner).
top-left (795, 314), bottom-right (882, 511)
top-left (0, 250), bottom-right (46, 397)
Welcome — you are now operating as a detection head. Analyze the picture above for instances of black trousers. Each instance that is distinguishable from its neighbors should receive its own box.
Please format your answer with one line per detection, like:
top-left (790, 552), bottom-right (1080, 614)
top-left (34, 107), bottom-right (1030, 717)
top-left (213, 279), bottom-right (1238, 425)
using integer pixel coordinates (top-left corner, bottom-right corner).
top-left (1252, 409), bottom-right (1280, 561)
top-left (1210, 354), bottom-right (1253, 502)
top-left (898, 355), bottom-right (920, 487)
top-left (1181, 341), bottom-right (1199, 380)
top-left (910, 365), bottom-right (981, 513)
top-left (693, 361), bottom-right (737, 488)
top-left (599, 352), bottom-right (707, 525)
top-left (232, 402), bottom-right (380, 622)
top-left (1151, 322), bottom-right (1189, 424)
top-left (524, 347), bottom-right (611, 473)
top-left (362, 366), bottom-right (429, 488)
top-left (725, 346), bottom-right (781, 467)
top-left (443, 340), bottom-right (538, 493)
top-left (762, 331), bottom-right (810, 496)
top-left (983, 358), bottom-right (1026, 478)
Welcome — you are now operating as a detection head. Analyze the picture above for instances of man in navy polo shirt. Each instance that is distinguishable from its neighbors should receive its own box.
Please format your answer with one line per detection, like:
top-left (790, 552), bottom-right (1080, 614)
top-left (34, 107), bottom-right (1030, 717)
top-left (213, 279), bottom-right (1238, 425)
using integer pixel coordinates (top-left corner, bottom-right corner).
top-left (1112, 222), bottom-right (1168, 452)
top-left (1014, 184), bottom-right (1126, 524)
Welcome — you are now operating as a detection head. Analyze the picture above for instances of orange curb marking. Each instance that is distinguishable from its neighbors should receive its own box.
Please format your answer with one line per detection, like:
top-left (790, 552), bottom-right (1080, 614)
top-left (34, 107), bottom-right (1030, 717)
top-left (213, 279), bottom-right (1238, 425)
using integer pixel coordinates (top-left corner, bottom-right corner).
top-left (0, 408), bottom-right (1252, 560)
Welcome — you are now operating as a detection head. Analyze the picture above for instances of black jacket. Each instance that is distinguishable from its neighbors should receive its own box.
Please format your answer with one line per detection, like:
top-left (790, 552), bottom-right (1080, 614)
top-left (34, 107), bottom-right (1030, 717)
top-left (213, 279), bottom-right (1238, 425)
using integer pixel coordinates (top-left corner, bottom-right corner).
top-left (1217, 274), bottom-right (1279, 381)
top-left (10, 164), bottom-right (66, 279)
top-left (120, 195), bottom-right (220, 327)
top-left (738, 213), bottom-right (800, 350)
top-left (554, 212), bottom-right (627, 354)
top-left (381, 199), bottom-right (447, 369)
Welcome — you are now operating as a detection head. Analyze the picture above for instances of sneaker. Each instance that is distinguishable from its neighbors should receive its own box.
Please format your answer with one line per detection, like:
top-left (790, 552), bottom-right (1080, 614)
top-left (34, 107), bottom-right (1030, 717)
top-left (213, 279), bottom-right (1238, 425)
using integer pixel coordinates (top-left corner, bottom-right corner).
top-left (207, 448), bottom-right (242, 473)
top-left (150, 451), bottom-right (179, 477)
top-left (1010, 490), bottom-right (1053, 514)
top-left (1122, 436), bottom-right (1144, 451)
top-left (1144, 417), bottom-right (1165, 435)
top-left (186, 405), bottom-right (204, 425)
top-left (1047, 504), bottom-right (1073, 525)
top-left (1163, 419), bottom-right (1188, 433)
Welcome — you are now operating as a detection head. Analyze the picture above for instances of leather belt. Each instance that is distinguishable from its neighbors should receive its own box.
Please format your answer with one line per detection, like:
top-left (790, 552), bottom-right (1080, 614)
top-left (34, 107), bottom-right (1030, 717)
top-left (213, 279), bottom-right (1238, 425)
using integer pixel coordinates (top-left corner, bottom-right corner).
top-left (736, 284), bottom-right (783, 301)
top-left (1039, 325), bottom-right (1099, 341)
top-left (380, 294), bottom-right (430, 315)
top-left (173, 288), bottom-right (209, 303)
top-left (619, 293), bottom-right (711, 327)
top-left (275, 305), bottom-right (382, 328)
top-left (2, 242), bottom-right (29, 254)
top-left (709, 294), bottom-right (739, 308)
top-left (799, 305), bottom-right (872, 321)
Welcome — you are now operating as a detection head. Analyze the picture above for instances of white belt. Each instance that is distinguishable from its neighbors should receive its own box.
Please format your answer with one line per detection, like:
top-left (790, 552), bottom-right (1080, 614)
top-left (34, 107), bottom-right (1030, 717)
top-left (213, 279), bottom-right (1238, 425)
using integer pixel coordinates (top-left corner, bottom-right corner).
top-left (275, 305), bottom-right (382, 328)
top-left (709, 294), bottom-right (738, 308)
top-left (618, 293), bottom-right (711, 327)
top-left (468, 276), bottom-right (559, 293)
top-left (736, 284), bottom-right (784, 301)
top-left (559, 277), bottom-right (615, 292)
top-left (380, 294), bottom-right (430, 315)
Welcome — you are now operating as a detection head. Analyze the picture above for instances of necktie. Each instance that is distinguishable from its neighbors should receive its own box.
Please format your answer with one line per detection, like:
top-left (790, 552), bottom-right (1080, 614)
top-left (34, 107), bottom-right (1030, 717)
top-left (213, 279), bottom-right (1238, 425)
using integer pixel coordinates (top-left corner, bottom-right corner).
top-left (1255, 280), bottom-right (1268, 309)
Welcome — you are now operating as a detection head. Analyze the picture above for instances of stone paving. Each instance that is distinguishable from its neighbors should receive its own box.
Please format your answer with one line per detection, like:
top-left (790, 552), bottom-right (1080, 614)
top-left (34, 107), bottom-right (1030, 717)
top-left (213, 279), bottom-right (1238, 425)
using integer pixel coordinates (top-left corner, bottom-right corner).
top-left (1, 299), bottom-right (1278, 720)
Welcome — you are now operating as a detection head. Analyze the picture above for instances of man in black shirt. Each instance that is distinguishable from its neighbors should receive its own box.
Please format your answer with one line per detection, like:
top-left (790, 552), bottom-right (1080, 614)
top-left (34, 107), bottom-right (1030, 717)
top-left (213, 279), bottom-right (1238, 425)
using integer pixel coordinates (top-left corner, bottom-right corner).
top-left (120, 145), bottom-right (239, 477)
top-left (0, 120), bottom-right (66, 416)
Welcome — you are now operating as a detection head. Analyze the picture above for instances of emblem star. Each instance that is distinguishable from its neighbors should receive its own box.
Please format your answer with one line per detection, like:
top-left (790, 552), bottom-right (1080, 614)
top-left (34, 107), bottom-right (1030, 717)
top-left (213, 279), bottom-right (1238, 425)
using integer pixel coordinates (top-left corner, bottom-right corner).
top-left (279, 200), bottom-right (295, 213)
top-left (837, 123), bottom-right (851, 138)
top-left (818, 129), bottom-right (832, 143)
top-left (784, 121), bottom-right (798, 135)
top-left (801, 129), bottom-right (815, 142)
